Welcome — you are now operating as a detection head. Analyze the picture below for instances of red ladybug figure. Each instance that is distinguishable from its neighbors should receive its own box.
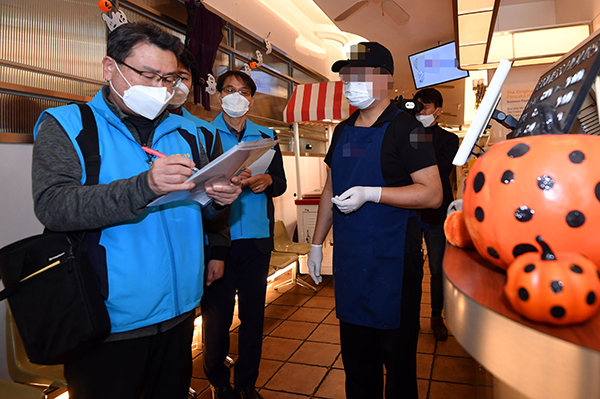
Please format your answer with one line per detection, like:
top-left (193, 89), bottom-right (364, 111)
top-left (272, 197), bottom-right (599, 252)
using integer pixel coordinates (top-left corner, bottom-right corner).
top-left (463, 134), bottom-right (600, 270)
top-left (504, 236), bottom-right (600, 325)
top-left (98, 0), bottom-right (113, 12)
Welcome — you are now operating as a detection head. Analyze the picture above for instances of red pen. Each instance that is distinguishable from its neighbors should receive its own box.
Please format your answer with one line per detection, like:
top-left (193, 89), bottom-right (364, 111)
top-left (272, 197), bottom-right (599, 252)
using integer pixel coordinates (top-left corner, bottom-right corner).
top-left (141, 146), bottom-right (200, 173)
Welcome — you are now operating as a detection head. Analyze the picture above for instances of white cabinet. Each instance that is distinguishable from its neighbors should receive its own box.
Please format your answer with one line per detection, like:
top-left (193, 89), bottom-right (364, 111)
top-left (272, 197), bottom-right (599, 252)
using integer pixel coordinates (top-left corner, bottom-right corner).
top-left (298, 206), bottom-right (317, 244)
top-left (296, 200), bottom-right (333, 275)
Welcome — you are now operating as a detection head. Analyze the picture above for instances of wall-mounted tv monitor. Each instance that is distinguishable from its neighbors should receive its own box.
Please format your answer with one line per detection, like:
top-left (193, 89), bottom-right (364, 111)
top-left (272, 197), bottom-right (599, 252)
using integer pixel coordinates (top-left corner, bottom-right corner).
top-left (409, 41), bottom-right (469, 90)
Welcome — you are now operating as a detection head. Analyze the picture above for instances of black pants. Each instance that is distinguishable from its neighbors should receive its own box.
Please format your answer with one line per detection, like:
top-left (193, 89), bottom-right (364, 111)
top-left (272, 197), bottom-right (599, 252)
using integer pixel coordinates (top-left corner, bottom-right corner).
top-left (423, 223), bottom-right (446, 315)
top-left (64, 312), bottom-right (195, 399)
top-left (340, 221), bottom-right (424, 399)
top-left (202, 239), bottom-right (271, 389)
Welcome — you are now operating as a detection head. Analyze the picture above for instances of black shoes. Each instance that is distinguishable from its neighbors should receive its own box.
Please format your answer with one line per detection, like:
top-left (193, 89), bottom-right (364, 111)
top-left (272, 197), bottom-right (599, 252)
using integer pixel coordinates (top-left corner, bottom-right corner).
top-left (212, 385), bottom-right (263, 399)
top-left (431, 314), bottom-right (448, 341)
top-left (238, 386), bottom-right (264, 399)
top-left (212, 384), bottom-right (240, 399)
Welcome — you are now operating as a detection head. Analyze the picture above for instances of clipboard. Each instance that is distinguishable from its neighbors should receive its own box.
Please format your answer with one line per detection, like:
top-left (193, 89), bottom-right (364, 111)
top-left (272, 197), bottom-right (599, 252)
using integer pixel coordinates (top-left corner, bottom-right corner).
top-left (148, 137), bottom-right (278, 207)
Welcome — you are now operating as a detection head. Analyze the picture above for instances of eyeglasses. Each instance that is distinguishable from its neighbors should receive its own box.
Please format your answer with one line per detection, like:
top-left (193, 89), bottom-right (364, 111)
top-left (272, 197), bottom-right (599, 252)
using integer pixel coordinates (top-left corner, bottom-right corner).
top-left (222, 86), bottom-right (252, 97)
top-left (119, 61), bottom-right (182, 88)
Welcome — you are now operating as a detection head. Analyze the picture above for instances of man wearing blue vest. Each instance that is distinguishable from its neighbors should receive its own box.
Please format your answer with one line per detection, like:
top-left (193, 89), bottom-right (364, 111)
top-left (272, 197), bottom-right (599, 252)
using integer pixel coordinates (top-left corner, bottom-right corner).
top-left (168, 48), bottom-right (231, 287)
top-left (307, 43), bottom-right (443, 399)
top-left (202, 70), bottom-right (287, 399)
top-left (31, 22), bottom-right (242, 399)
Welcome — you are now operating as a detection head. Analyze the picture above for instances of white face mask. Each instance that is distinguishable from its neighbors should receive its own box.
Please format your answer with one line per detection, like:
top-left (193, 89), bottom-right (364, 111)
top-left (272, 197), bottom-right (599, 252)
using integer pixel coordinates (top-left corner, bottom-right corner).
top-left (111, 63), bottom-right (174, 120)
top-left (168, 82), bottom-right (190, 110)
top-left (221, 92), bottom-right (250, 118)
top-left (344, 81), bottom-right (375, 110)
top-left (415, 113), bottom-right (437, 128)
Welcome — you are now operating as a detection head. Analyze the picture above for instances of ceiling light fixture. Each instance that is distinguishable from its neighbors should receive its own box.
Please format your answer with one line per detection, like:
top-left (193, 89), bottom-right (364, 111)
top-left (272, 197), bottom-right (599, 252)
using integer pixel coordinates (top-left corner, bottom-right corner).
top-left (453, 0), bottom-right (591, 70)
top-left (453, 0), bottom-right (500, 68)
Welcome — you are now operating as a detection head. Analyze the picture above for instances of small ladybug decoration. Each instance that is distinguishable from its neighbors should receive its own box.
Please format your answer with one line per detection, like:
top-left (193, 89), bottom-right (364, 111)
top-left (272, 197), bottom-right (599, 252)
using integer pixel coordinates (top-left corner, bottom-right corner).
top-left (504, 236), bottom-right (600, 325)
top-left (463, 134), bottom-right (600, 270)
top-left (98, 0), bottom-right (113, 12)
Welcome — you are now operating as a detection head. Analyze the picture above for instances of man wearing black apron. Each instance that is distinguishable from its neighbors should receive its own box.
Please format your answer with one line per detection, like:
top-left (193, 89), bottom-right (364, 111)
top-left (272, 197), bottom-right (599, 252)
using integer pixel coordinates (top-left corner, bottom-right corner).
top-left (307, 42), bottom-right (443, 399)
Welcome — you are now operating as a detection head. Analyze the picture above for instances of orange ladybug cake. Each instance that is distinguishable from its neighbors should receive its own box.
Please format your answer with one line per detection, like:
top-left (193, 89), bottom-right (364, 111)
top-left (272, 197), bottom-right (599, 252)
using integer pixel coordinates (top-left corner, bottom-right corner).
top-left (463, 134), bottom-right (600, 270)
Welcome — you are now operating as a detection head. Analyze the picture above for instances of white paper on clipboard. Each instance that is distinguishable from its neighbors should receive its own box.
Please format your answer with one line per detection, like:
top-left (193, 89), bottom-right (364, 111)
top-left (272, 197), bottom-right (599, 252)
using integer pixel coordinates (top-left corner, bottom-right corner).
top-left (148, 138), bottom-right (277, 207)
top-left (247, 149), bottom-right (275, 176)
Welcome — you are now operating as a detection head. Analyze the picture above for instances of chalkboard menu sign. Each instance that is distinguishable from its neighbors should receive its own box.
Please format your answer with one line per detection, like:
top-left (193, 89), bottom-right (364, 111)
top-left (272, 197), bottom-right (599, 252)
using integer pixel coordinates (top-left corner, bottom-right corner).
top-left (512, 28), bottom-right (600, 137)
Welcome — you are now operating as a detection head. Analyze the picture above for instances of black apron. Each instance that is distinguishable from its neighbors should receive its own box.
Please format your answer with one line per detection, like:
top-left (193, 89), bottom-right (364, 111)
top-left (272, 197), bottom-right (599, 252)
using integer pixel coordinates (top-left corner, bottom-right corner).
top-left (331, 113), bottom-right (413, 329)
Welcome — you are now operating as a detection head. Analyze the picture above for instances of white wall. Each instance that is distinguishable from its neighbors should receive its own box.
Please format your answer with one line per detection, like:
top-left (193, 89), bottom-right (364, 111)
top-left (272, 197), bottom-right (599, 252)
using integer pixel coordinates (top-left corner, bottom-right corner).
top-left (0, 143), bottom-right (44, 380)
top-left (298, 156), bottom-right (326, 197)
top-left (273, 155), bottom-right (326, 239)
top-left (0, 144), bottom-right (43, 246)
top-left (488, 64), bottom-right (549, 143)
top-left (554, 0), bottom-right (600, 26)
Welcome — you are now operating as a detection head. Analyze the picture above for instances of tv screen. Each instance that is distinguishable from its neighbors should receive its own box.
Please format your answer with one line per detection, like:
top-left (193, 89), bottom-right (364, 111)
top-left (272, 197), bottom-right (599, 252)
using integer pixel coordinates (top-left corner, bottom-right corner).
top-left (409, 42), bottom-right (469, 90)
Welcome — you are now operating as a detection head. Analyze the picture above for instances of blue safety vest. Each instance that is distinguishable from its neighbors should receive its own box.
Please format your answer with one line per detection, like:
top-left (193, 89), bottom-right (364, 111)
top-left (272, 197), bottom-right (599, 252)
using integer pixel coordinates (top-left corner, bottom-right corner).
top-left (34, 90), bottom-right (206, 333)
top-left (212, 113), bottom-right (273, 241)
top-left (181, 107), bottom-right (218, 159)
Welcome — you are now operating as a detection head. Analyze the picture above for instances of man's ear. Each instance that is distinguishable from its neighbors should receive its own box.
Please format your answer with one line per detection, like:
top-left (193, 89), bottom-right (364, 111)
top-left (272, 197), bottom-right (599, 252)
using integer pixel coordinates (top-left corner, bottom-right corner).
top-left (216, 91), bottom-right (223, 105)
top-left (248, 96), bottom-right (255, 109)
top-left (102, 56), bottom-right (115, 82)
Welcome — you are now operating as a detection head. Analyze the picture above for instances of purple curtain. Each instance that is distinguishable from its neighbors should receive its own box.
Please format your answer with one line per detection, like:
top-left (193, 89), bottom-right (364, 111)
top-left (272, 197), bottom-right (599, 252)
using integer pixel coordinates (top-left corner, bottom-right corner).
top-left (185, 1), bottom-right (225, 110)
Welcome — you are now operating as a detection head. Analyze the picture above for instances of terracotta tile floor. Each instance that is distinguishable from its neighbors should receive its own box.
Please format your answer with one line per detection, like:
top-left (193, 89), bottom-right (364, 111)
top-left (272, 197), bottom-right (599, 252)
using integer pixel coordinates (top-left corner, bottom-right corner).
top-left (191, 256), bottom-right (495, 399)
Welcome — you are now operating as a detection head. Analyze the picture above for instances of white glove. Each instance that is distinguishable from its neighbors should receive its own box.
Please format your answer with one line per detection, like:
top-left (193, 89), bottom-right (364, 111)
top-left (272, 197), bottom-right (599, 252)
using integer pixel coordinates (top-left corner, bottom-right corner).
top-left (307, 244), bottom-right (323, 285)
top-left (331, 186), bottom-right (382, 214)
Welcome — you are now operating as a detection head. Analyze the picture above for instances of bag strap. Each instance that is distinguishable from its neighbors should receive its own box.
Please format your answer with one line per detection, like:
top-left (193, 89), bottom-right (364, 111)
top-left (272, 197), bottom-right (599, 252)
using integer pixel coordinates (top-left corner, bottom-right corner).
top-left (0, 104), bottom-right (99, 301)
top-left (75, 103), bottom-right (100, 186)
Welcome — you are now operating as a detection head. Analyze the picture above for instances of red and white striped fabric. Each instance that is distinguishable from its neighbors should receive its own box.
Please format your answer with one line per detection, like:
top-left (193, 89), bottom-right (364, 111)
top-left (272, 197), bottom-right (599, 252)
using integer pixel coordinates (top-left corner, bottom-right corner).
top-left (283, 81), bottom-right (357, 123)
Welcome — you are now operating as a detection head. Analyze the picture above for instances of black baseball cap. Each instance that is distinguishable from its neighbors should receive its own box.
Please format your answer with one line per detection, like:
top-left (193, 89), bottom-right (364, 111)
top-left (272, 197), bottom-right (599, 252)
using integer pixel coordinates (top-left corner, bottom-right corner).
top-left (332, 42), bottom-right (394, 75)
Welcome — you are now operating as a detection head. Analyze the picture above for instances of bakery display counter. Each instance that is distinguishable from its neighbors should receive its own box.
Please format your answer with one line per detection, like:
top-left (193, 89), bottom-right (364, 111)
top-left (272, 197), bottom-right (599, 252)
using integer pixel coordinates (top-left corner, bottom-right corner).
top-left (443, 244), bottom-right (600, 399)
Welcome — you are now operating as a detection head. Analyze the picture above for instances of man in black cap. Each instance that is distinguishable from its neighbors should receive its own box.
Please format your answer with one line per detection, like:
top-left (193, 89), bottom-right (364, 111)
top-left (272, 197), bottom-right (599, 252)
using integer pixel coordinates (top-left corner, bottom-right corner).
top-left (307, 42), bottom-right (443, 398)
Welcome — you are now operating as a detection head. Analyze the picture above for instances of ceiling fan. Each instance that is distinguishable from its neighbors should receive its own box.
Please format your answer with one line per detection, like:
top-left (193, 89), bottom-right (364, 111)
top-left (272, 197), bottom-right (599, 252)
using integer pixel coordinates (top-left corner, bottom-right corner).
top-left (334, 0), bottom-right (410, 24)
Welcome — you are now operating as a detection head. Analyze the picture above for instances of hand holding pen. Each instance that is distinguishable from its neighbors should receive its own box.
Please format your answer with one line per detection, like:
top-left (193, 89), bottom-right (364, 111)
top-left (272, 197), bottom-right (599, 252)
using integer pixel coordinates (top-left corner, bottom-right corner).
top-left (142, 146), bottom-right (200, 173)
top-left (142, 146), bottom-right (199, 196)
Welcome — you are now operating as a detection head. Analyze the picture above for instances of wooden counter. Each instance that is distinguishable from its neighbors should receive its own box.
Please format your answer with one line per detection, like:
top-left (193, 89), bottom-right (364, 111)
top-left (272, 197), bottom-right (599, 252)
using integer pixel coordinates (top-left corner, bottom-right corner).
top-left (443, 244), bottom-right (600, 399)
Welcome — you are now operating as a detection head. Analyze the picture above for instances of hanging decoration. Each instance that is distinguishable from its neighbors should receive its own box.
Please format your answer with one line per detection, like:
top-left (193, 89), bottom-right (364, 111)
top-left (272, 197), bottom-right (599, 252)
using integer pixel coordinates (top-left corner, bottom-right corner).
top-left (102, 10), bottom-right (128, 31)
top-left (264, 32), bottom-right (272, 55)
top-left (97, 0), bottom-right (113, 12)
top-left (249, 50), bottom-right (263, 69)
top-left (241, 63), bottom-right (252, 77)
top-left (205, 74), bottom-right (217, 95)
top-left (98, 1), bottom-right (128, 32)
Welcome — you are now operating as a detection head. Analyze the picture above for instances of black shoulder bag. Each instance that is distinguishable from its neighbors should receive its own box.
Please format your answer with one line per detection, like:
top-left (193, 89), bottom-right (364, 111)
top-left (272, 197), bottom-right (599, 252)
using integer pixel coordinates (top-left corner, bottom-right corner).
top-left (0, 104), bottom-right (110, 365)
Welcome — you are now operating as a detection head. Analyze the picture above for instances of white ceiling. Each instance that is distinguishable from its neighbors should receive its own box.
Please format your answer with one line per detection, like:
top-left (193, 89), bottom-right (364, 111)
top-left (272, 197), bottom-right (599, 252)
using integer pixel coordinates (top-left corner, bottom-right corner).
top-left (311, 0), bottom-right (600, 127)
top-left (313, 0), bottom-right (461, 125)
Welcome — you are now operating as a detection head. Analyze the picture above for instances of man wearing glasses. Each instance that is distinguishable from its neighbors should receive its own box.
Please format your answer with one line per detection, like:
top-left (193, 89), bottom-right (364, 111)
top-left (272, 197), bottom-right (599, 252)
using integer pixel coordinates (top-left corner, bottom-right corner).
top-left (32, 22), bottom-right (242, 398)
top-left (202, 71), bottom-right (286, 399)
